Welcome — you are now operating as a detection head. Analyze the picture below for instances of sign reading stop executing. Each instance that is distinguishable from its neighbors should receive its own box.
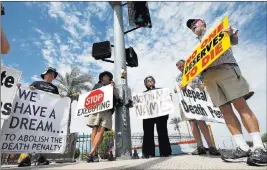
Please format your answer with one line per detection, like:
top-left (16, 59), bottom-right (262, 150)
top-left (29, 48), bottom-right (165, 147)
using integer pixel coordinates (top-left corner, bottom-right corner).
top-left (75, 85), bottom-right (114, 117)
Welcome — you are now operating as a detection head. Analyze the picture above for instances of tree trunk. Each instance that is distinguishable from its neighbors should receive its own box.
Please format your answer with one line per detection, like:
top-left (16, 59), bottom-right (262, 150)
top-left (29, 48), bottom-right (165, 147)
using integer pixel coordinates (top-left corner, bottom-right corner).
top-left (67, 99), bottom-right (73, 134)
top-left (178, 128), bottom-right (181, 139)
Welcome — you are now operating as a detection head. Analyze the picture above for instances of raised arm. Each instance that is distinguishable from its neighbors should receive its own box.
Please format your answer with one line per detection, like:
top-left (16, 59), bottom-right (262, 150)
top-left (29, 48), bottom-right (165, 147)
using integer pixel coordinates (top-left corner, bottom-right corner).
top-left (1, 27), bottom-right (10, 54)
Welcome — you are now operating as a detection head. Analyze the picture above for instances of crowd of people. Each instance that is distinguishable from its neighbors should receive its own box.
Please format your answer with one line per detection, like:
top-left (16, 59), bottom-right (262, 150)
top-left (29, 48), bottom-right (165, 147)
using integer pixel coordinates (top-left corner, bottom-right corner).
top-left (1, 4), bottom-right (266, 167)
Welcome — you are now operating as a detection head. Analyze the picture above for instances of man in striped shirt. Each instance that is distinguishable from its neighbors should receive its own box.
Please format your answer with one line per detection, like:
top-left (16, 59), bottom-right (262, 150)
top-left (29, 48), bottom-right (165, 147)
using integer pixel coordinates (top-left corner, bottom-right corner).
top-left (175, 59), bottom-right (220, 156)
top-left (186, 18), bottom-right (267, 166)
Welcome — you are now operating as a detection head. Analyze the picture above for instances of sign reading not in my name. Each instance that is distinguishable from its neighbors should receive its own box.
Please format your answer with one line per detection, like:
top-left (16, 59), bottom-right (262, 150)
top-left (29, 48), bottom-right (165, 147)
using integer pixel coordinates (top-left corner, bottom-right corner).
top-left (132, 88), bottom-right (174, 119)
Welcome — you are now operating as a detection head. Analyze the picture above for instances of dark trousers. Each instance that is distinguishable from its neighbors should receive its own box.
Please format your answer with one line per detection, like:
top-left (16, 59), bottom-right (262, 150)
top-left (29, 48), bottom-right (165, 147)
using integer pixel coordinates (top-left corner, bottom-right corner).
top-left (142, 115), bottom-right (172, 156)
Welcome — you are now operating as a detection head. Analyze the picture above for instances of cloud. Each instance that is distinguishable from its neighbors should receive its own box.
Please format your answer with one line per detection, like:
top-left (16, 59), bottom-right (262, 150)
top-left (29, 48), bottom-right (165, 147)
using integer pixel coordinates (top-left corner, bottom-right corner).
top-left (21, 2), bottom-right (266, 148)
top-left (31, 75), bottom-right (42, 81)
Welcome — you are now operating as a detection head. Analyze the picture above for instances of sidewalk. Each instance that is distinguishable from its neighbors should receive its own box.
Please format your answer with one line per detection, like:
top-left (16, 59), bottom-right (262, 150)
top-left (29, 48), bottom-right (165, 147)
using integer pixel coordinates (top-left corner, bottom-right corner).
top-left (2, 155), bottom-right (266, 170)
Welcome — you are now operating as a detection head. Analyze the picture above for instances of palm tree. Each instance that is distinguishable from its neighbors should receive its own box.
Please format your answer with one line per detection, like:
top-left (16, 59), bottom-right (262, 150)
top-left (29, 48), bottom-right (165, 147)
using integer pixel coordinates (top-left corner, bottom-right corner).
top-left (55, 67), bottom-right (93, 134)
top-left (169, 117), bottom-right (182, 138)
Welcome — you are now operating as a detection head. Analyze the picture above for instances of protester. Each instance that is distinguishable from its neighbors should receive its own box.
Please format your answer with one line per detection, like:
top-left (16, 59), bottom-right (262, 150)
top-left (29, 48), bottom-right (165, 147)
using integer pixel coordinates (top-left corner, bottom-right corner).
top-left (16, 67), bottom-right (62, 167)
top-left (186, 18), bottom-right (267, 166)
top-left (142, 76), bottom-right (172, 158)
top-left (86, 71), bottom-right (120, 163)
top-left (174, 59), bottom-right (220, 156)
top-left (1, 4), bottom-right (10, 54)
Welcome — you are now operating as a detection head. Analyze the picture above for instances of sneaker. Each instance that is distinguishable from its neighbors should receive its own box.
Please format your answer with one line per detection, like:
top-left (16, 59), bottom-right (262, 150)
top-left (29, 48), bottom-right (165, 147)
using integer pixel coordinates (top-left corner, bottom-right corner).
top-left (86, 154), bottom-right (94, 163)
top-left (221, 147), bottom-right (251, 162)
top-left (192, 146), bottom-right (206, 155)
top-left (208, 146), bottom-right (221, 156)
top-left (247, 148), bottom-right (267, 166)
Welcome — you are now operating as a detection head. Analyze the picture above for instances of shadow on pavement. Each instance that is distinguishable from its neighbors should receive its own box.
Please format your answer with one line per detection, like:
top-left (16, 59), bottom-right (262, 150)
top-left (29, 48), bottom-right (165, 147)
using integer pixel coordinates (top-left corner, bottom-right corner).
top-left (101, 155), bottom-right (187, 170)
top-left (1, 163), bottom-right (78, 170)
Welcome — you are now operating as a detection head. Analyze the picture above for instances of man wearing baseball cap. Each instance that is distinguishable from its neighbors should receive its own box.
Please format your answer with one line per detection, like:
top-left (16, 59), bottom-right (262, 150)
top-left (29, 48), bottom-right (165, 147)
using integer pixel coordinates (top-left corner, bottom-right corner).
top-left (186, 18), bottom-right (267, 166)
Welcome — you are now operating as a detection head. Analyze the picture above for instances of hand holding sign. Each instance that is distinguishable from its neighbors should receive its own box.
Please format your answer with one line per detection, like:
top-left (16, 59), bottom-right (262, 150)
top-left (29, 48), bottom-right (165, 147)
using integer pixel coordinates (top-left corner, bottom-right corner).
top-left (179, 84), bottom-right (187, 90)
top-left (222, 26), bottom-right (234, 36)
top-left (199, 84), bottom-right (205, 91)
top-left (29, 86), bottom-right (36, 90)
top-left (16, 83), bottom-right (21, 88)
top-left (111, 80), bottom-right (115, 87)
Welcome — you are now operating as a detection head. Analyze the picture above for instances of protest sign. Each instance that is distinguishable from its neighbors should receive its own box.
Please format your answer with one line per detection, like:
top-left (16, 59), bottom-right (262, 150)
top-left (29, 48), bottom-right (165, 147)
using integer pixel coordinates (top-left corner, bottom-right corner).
top-left (181, 16), bottom-right (231, 87)
top-left (75, 85), bottom-right (113, 117)
top-left (1, 87), bottom-right (70, 154)
top-left (70, 100), bottom-right (89, 133)
top-left (132, 88), bottom-right (174, 119)
top-left (177, 86), bottom-right (225, 123)
top-left (1, 65), bottom-right (22, 120)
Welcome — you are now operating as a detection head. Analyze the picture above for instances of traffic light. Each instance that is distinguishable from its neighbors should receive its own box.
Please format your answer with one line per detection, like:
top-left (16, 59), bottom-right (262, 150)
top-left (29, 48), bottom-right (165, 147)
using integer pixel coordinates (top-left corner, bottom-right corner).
top-left (92, 41), bottom-right (111, 60)
top-left (126, 47), bottom-right (138, 67)
top-left (127, 1), bottom-right (152, 28)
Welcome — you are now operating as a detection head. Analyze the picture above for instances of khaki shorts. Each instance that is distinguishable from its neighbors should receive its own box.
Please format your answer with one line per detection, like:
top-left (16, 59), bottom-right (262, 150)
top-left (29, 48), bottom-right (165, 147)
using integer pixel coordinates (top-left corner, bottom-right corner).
top-left (86, 110), bottom-right (113, 130)
top-left (202, 64), bottom-right (254, 107)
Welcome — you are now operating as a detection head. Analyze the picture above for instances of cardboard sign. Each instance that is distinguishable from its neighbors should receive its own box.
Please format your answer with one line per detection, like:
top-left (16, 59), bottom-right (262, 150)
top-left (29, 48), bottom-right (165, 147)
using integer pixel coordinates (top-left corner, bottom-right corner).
top-left (181, 16), bottom-right (231, 87)
top-left (1, 87), bottom-right (70, 154)
top-left (177, 86), bottom-right (225, 123)
top-left (1, 65), bottom-right (22, 120)
top-left (132, 88), bottom-right (174, 119)
top-left (75, 85), bottom-right (113, 117)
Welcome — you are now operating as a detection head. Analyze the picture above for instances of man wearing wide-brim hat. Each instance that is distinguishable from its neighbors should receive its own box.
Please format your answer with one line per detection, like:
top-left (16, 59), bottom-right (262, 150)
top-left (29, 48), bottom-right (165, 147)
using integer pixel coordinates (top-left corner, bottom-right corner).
top-left (186, 18), bottom-right (266, 166)
top-left (28, 67), bottom-right (60, 94)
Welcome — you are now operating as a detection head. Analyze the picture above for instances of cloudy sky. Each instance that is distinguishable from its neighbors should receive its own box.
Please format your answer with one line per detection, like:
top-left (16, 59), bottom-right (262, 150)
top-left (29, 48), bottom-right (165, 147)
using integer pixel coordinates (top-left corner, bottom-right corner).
top-left (2, 2), bottom-right (266, 149)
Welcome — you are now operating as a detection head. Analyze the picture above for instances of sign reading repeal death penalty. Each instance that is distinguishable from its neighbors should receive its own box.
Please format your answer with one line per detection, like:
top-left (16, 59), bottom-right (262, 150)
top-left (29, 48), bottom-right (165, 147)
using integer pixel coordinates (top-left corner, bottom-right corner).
top-left (1, 65), bottom-right (22, 120)
top-left (177, 86), bottom-right (225, 123)
top-left (1, 87), bottom-right (70, 154)
top-left (181, 16), bottom-right (231, 87)
top-left (75, 85), bottom-right (113, 117)
top-left (132, 88), bottom-right (174, 119)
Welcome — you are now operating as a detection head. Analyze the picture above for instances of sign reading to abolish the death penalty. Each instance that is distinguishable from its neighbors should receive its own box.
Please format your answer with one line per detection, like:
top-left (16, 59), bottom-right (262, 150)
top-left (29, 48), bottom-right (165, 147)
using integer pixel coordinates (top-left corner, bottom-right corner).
top-left (1, 87), bottom-right (70, 154)
top-left (75, 85), bottom-right (113, 117)
top-left (181, 16), bottom-right (231, 87)
top-left (132, 88), bottom-right (174, 119)
top-left (1, 65), bottom-right (22, 120)
top-left (177, 87), bottom-right (225, 123)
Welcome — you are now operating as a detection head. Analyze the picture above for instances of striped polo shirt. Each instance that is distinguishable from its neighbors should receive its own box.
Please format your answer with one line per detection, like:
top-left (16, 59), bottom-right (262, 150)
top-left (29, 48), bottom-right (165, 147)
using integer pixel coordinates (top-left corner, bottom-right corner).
top-left (176, 73), bottom-right (202, 89)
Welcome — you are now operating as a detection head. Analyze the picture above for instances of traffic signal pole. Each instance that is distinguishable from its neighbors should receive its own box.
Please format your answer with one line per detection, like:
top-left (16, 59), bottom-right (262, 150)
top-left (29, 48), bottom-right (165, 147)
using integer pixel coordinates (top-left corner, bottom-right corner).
top-left (112, 2), bottom-right (132, 159)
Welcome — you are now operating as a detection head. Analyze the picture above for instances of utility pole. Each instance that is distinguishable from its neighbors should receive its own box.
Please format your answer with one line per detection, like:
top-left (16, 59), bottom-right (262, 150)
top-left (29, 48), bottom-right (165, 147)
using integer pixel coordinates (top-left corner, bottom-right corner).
top-left (111, 2), bottom-right (132, 159)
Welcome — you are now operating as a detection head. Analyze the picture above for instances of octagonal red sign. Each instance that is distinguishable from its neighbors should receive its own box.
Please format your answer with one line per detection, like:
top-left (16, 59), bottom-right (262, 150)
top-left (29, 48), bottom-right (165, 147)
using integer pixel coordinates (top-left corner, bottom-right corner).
top-left (84, 89), bottom-right (104, 109)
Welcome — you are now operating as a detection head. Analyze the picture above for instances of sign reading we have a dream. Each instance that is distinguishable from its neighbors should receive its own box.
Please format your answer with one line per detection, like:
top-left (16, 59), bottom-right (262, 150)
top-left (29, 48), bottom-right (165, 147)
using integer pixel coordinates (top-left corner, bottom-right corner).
top-left (1, 87), bottom-right (70, 154)
top-left (1, 65), bottom-right (22, 120)
top-left (132, 88), bottom-right (174, 119)
top-left (75, 85), bottom-right (113, 117)
top-left (181, 16), bottom-right (231, 87)
top-left (177, 86), bottom-right (225, 123)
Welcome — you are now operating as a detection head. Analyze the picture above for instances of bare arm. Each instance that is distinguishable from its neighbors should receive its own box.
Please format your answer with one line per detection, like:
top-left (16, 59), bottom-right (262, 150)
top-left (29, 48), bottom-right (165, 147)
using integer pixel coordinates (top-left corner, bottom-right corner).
top-left (1, 27), bottom-right (10, 54)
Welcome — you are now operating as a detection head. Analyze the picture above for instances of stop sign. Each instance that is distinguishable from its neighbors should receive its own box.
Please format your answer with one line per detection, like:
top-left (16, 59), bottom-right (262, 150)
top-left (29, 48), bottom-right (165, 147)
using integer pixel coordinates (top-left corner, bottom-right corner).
top-left (84, 89), bottom-right (104, 109)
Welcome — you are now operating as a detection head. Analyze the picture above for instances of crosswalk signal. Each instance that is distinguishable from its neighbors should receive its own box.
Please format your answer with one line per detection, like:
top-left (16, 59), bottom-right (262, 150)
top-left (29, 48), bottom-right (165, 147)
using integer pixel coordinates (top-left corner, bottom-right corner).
top-left (126, 47), bottom-right (138, 67)
top-left (127, 1), bottom-right (152, 28)
top-left (92, 41), bottom-right (112, 60)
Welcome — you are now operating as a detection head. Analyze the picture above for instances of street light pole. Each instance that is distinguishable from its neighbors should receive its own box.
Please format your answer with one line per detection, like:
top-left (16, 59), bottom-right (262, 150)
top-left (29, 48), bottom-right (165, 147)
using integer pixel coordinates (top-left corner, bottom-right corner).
top-left (112, 2), bottom-right (132, 159)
